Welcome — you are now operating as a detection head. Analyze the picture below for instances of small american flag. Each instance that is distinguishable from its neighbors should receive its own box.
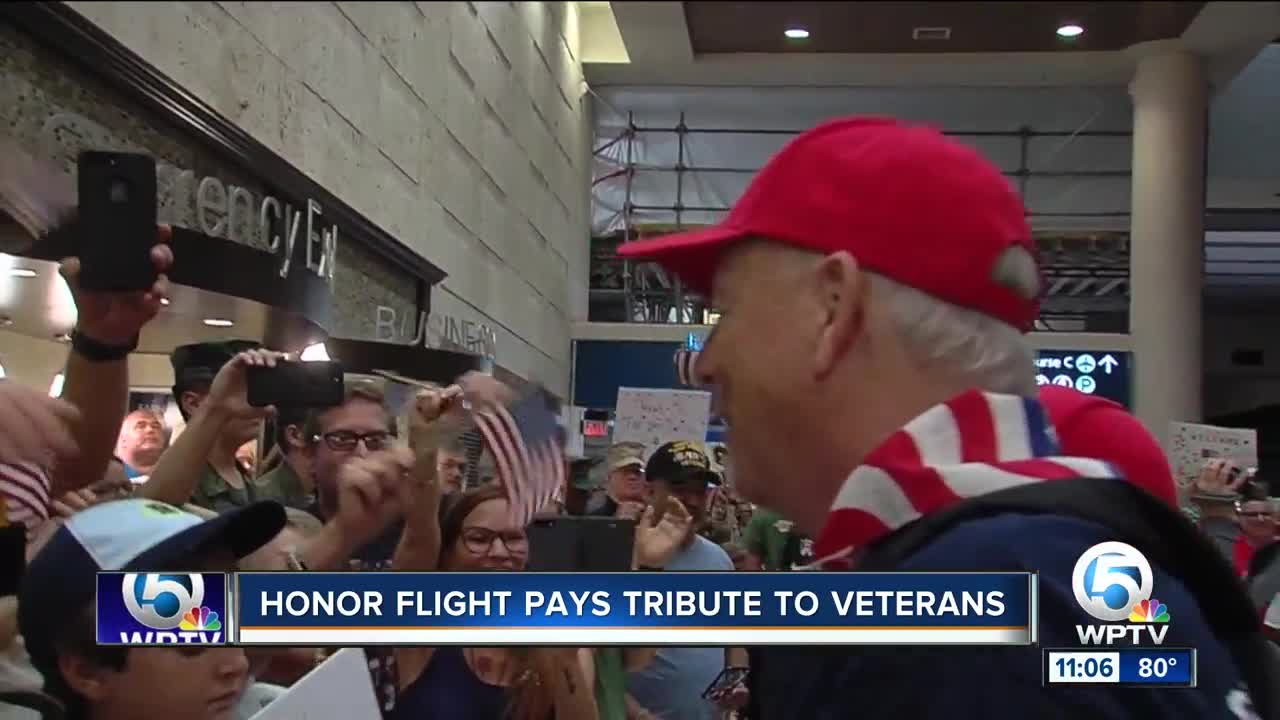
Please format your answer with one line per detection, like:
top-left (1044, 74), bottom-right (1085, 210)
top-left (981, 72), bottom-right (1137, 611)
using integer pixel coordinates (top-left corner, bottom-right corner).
top-left (472, 390), bottom-right (566, 528)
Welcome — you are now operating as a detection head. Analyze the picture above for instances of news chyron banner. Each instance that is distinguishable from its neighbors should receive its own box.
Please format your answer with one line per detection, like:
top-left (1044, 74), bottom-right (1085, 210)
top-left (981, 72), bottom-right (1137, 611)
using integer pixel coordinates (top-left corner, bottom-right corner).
top-left (98, 572), bottom-right (1035, 646)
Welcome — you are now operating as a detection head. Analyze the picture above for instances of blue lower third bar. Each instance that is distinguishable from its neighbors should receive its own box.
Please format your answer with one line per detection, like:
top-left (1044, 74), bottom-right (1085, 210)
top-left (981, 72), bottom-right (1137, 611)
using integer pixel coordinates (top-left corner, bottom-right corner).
top-left (1044, 647), bottom-right (1196, 687)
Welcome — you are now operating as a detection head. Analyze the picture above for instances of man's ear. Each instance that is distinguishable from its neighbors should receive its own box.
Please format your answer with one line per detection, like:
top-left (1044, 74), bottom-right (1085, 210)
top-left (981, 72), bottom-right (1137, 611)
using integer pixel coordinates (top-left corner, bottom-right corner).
top-left (284, 424), bottom-right (306, 451)
top-left (59, 651), bottom-right (114, 703)
top-left (812, 251), bottom-right (865, 381)
top-left (179, 391), bottom-right (204, 418)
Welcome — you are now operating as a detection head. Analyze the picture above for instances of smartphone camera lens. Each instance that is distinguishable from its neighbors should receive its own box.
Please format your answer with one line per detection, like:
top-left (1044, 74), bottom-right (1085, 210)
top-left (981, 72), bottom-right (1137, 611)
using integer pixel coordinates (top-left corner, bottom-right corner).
top-left (109, 178), bottom-right (130, 204)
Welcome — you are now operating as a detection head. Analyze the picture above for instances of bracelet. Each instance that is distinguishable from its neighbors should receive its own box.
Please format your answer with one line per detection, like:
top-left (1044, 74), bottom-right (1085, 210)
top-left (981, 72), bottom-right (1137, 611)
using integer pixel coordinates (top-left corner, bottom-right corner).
top-left (70, 329), bottom-right (137, 362)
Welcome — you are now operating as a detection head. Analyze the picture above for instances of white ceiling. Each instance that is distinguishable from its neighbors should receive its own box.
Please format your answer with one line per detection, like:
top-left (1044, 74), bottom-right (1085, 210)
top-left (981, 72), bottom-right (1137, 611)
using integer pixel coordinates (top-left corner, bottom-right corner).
top-left (0, 253), bottom-right (293, 353)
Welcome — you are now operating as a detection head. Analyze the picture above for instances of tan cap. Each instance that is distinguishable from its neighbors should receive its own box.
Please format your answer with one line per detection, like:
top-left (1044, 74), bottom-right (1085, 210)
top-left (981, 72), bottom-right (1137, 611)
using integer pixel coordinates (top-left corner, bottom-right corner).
top-left (607, 442), bottom-right (646, 472)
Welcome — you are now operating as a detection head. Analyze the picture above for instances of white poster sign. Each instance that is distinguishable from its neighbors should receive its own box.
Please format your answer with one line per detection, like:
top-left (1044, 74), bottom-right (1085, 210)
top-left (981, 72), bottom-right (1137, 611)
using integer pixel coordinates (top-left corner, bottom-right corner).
top-left (249, 648), bottom-right (381, 720)
top-left (614, 387), bottom-right (712, 453)
top-left (1169, 421), bottom-right (1258, 490)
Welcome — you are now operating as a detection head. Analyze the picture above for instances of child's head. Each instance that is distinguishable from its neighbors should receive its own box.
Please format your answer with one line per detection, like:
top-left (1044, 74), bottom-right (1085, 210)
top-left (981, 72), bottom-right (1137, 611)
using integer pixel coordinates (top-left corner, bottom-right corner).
top-left (20, 499), bottom-right (285, 720)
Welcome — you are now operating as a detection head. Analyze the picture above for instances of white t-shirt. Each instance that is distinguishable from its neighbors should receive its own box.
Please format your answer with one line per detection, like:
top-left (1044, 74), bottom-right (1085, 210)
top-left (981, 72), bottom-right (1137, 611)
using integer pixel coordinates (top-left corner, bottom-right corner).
top-left (0, 636), bottom-right (47, 720)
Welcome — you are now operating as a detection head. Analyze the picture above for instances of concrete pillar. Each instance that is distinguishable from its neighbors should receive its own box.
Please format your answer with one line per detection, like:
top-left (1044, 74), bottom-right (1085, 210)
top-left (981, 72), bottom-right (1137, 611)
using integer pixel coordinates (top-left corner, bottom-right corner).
top-left (1128, 45), bottom-right (1207, 448)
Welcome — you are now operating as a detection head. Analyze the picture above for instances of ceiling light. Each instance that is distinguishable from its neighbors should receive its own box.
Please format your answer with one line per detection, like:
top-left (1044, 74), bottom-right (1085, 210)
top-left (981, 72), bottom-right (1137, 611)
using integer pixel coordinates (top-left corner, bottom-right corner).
top-left (203, 318), bottom-right (234, 327)
top-left (0, 363), bottom-right (5, 380)
top-left (9, 268), bottom-right (36, 278)
top-left (49, 373), bottom-right (64, 398)
top-left (160, 297), bottom-right (170, 306)
top-left (1056, 24), bottom-right (1084, 38)
top-left (784, 27), bottom-right (810, 39)
top-left (299, 342), bottom-right (331, 362)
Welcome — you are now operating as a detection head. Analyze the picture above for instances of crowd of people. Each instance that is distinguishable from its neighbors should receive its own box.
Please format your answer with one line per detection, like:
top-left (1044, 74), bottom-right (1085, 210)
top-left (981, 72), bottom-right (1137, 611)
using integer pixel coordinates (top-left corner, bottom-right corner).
top-left (2, 115), bottom-right (1280, 720)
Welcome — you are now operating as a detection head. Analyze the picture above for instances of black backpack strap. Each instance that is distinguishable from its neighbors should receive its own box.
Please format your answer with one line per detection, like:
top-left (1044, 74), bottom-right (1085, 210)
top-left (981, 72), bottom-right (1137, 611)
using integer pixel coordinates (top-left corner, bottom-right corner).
top-left (859, 477), bottom-right (1280, 720)
top-left (0, 691), bottom-right (65, 719)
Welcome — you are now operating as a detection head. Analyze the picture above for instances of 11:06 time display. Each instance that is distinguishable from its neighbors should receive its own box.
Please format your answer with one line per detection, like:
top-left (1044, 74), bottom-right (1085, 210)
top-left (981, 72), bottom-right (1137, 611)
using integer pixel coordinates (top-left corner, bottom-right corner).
top-left (1057, 655), bottom-right (1115, 678)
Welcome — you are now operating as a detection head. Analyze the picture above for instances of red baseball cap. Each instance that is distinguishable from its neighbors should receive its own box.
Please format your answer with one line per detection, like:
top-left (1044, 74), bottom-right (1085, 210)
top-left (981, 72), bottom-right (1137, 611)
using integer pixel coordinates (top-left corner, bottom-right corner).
top-left (1039, 385), bottom-right (1178, 507)
top-left (618, 116), bottom-right (1041, 330)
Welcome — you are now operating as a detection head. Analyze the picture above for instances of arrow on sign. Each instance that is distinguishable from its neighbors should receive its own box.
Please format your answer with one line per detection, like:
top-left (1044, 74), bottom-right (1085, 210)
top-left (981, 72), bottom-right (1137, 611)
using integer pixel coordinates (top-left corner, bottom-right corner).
top-left (1099, 355), bottom-right (1118, 374)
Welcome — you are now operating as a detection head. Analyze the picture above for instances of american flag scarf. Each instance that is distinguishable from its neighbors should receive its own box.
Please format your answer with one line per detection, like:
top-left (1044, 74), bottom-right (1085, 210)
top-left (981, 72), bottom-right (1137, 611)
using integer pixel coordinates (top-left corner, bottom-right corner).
top-left (674, 348), bottom-right (701, 388)
top-left (473, 390), bottom-right (566, 528)
top-left (810, 390), bottom-right (1121, 569)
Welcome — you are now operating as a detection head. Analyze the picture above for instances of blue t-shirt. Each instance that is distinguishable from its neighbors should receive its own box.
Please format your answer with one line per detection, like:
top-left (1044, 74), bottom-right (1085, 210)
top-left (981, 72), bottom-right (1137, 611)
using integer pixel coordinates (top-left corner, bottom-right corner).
top-left (628, 535), bottom-right (734, 720)
top-left (754, 513), bottom-right (1260, 719)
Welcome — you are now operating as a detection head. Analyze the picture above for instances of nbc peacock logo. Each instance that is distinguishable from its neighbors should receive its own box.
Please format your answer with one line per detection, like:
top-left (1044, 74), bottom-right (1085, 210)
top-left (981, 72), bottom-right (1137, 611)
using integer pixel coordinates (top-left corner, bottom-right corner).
top-left (179, 606), bottom-right (222, 632)
top-left (1128, 598), bottom-right (1171, 624)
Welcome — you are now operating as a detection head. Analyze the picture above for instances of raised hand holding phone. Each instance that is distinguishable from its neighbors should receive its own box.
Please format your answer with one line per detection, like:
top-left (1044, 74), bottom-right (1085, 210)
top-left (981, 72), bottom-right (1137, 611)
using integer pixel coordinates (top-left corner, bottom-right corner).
top-left (206, 349), bottom-right (289, 420)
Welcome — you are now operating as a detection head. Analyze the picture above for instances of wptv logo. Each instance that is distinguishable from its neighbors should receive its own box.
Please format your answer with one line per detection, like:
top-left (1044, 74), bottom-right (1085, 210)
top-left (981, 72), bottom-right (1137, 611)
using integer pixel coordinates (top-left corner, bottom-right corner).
top-left (1072, 541), bottom-right (1171, 646)
top-left (99, 572), bottom-right (227, 645)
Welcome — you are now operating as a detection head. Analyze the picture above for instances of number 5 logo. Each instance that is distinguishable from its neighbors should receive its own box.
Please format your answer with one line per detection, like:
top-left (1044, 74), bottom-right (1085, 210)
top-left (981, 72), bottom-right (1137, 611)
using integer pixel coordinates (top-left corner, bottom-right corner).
top-left (1072, 541), bottom-right (1153, 622)
top-left (121, 573), bottom-right (204, 630)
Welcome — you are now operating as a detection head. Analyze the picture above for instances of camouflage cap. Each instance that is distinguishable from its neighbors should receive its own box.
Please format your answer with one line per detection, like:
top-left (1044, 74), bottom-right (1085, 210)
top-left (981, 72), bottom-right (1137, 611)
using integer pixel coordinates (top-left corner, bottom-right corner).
top-left (606, 441), bottom-right (646, 472)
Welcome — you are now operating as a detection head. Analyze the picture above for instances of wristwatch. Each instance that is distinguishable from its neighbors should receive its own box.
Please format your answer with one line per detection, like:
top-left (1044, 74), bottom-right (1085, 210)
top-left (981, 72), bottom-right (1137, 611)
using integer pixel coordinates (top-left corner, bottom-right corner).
top-left (70, 329), bottom-right (137, 363)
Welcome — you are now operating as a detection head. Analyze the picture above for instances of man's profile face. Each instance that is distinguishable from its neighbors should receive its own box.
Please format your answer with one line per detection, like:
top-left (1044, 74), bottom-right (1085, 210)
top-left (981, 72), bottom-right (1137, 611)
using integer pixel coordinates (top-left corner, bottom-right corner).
top-left (700, 243), bottom-right (833, 509)
top-left (309, 398), bottom-right (392, 515)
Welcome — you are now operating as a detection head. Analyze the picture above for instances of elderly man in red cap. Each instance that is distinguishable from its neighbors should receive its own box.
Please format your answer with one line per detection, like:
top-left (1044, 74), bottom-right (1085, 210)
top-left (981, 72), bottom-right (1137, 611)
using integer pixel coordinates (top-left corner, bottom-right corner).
top-left (620, 117), bottom-right (1273, 719)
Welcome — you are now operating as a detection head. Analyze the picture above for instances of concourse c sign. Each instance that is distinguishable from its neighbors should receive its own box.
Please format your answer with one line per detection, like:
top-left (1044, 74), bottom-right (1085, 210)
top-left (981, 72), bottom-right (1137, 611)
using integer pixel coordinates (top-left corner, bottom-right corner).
top-left (1035, 350), bottom-right (1131, 408)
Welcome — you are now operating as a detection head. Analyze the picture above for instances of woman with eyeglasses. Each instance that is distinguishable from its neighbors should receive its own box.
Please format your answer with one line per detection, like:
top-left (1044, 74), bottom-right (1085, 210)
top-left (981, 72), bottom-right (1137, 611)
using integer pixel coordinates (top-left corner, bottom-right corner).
top-left (390, 486), bottom-right (597, 720)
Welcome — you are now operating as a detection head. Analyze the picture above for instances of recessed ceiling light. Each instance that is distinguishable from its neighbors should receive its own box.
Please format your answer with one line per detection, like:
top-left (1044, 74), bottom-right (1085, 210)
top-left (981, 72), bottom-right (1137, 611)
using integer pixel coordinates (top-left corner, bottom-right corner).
top-left (48, 373), bottom-right (64, 398)
top-left (784, 27), bottom-right (810, 39)
top-left (160, 297), bottom-right (170, 306)
top-left (9, 268), bottom-right (36, 278)
top-left (1057, 24), bottom-right (1084, 38)
top-left (203, 318), bottom-right (234, 327)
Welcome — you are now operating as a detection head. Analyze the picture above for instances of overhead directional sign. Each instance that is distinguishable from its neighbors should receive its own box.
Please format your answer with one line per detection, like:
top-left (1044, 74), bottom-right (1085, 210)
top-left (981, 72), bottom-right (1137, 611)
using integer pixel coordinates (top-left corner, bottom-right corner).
top-left (1034, 349), bottom-right (1131, 408)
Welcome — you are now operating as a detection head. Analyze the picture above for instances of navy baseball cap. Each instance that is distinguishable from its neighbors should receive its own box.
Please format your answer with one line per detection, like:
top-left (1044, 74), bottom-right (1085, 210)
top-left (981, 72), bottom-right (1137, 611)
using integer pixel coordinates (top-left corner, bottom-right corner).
top-left (19, 499), bottom-right (285, 683)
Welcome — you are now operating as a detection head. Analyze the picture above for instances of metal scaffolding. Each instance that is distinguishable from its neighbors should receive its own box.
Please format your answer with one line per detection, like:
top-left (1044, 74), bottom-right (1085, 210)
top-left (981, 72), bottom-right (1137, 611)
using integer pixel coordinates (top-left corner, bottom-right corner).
top-left (590, 114), bottom-right (1134, 329)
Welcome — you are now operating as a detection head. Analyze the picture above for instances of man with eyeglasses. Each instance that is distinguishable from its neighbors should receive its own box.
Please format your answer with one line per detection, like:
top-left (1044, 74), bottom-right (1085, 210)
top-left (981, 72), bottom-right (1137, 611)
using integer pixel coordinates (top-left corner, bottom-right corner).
top-left (299, 380), bottom-right (402, 559)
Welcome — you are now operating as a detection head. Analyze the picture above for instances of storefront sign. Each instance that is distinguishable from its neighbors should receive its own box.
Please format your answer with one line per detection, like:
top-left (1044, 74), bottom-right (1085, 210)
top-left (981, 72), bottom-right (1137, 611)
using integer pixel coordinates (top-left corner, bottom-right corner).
top-left (40, 112), bottom-right (337, 284)
top-left (374, 305), bottom-right (498, 361)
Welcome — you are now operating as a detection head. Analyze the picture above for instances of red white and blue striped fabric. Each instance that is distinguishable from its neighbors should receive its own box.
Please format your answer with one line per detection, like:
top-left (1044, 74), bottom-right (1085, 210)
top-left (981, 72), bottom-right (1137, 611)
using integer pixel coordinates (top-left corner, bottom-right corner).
top-left (811, 390), bottom-right (1120, 569)
top-left (0, 462), bottom-right (51, 535)
top-left (674, 348), bottom-right (701, 388)
top-left (473, 391), bottom-right (566, 528)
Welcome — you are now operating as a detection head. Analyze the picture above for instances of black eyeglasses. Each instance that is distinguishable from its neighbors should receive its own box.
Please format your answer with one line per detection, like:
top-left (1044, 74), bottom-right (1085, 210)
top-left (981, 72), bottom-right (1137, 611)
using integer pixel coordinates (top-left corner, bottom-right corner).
top-left (460, 527), bottom-right (528, 556)
top-left (318, 431), bottom-right (394, 452)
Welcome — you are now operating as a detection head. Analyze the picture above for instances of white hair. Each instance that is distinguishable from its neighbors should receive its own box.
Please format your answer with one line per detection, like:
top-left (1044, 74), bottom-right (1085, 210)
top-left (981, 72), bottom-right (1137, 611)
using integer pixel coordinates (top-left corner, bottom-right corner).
top-left (868, 273), bottom-right (1037, 397)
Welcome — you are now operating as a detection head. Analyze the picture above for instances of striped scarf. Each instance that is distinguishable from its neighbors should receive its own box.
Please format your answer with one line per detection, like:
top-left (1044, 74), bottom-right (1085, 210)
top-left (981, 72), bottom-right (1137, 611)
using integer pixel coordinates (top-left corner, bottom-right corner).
top-left (811, 390), bottom-right (1121, 568)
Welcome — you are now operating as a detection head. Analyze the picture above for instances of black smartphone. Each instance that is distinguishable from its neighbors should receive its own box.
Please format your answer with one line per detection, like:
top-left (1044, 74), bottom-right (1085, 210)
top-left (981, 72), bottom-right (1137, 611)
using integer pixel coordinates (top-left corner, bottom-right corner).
top-left (0, 525), bottom-right (25, 597)
top-left (701, 666), bottom-right (750, 701)
top-left (526, 516), bottom-right (635, 572)
top-left (76, 151), bottom-right (157, 292)
top-left (245, 361), bottom-right (345, 408)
